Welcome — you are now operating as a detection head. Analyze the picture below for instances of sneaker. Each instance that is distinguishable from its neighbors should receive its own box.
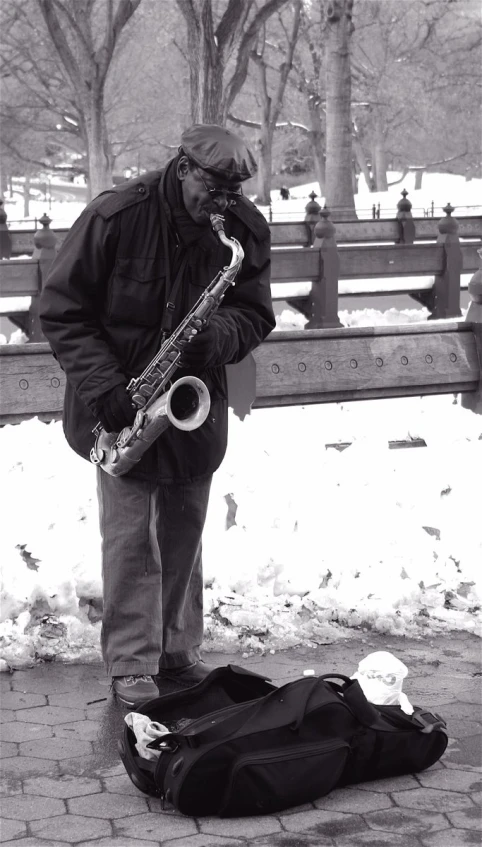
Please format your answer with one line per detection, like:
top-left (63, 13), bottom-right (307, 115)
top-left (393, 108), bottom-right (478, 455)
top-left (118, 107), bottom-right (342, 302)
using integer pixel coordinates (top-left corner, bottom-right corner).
top-left (156, 660), bottom-right (216, 690)
top-left (112, 675), bottom-right (159, 708)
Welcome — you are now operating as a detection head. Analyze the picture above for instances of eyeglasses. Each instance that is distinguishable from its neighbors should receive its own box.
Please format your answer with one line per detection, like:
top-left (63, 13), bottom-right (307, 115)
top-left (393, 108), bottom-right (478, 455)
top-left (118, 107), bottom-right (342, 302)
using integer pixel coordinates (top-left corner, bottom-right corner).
top-left (195, 167), bottom-right (243, 200)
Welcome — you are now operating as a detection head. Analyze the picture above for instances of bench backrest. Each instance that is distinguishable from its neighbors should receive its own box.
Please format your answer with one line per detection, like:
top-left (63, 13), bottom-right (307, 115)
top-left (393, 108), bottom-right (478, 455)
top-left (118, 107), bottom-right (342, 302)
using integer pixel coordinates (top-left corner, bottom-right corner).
top-left (1, 317), bottom-right (481, 424)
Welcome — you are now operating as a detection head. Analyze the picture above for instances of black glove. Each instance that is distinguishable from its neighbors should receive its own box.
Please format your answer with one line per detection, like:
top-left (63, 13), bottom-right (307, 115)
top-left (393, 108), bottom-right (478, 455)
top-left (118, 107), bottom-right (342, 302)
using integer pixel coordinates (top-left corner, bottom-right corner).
top-left (180, 318), bottom-right (221, 371)
top-left (98, 384), bottom-right (136, 433)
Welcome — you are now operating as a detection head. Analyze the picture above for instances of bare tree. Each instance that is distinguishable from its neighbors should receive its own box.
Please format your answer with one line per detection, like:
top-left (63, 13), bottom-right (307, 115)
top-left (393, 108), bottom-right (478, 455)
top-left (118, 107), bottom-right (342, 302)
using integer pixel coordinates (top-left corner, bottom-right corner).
top-left (37, 0), bottom-right (142, 199)
top-left (324, 0), bottom-right (355, 218)
top-left (247, 2), bottom-right (302, 203)
top-left (175, 0), bottom-right (291, 126)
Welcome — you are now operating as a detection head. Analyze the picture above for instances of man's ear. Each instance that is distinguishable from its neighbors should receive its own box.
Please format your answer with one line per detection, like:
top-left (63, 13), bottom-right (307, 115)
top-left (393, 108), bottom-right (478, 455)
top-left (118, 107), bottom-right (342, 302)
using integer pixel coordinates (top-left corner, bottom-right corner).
top-left (177, 156), bottom-right (190, 181)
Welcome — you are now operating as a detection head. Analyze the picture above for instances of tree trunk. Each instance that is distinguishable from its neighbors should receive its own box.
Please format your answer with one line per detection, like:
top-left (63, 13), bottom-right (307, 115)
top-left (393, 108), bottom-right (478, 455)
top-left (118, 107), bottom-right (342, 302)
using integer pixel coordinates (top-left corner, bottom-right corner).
top-left (307, 100), bottom-right (325, 196)
top-left (83, 91), bottom-right (113, 201)
top-left (414, 169), bottom-right (424, 189)
top-left (324, 0), bottom-right (356, 220)
top-left (24, 172), bottom-right (30, 218)
top-left (255, 129), bottom-right (273, 205)
top-left (353, 131), bottom-right (373, 191)
top-left (372, 115), bottom-right (388, 191)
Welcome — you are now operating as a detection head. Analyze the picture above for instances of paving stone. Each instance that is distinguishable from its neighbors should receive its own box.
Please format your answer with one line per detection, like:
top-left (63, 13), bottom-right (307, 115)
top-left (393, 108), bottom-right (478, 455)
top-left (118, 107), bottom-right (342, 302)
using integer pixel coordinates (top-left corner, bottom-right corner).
top-left (277, 803), bottom-right (316, 817)
top-left (200, 816), bottom-right (282, 839)
top-left (146, 799), bottom-right (187, 816)
top-left (104, 774), bottom-right (146, 796)
top-left (334, 832), bottom-right (425, 847)
top-left (444, 735), bottom-right (482, 768)
top-left (69, 791), bottom-right (149, 818)
top-left (57, 754), bottom-right (107, 777)
top-left (0, 776), bottom-right (23, 797)
top-left (364, 807), bottom-right (449, 834)
top-left (0, 710), bottom-right (15, 724)
top-left (447, 720), bottom-right (482, 739)
top-left (0, 756), bottom-right (59, 779)
top-left (0, 817), bottom-right (27, 842)
top-left (393, 786), bottom-right (476, 812)
top-left (0, 691), bottom-right (46, 710)
top-left (54, 719), bottom-right (102, 742)
top-left (280, 808), bottom-right (367, 839)
top-left (418, 768), bottom-right (482, 792)
top-left (23, 774), bottom-right (102, 798)
top-left (0, 721), bottom-right (53, 743)
top-left (251, 834), bottom-right (332, 847)
top-left (165, 837), bottom-right (244, 847)
top-left (11, 674), bottom-right (78, 696)
top-left (314, 787), bottom-right (393, 813)
top-left (439, 703), bottom-right (482, 723)
top-left (447, 806), bottom-right (482, 830)
top-left (1, 793), bottom-right (66, 821)
top-left (77, 839), bottom-right (162, 847)
top-left (31, 813), bottom-right (112, 842)
top-left (115, 812), bottom-right (197, 841)
top-left (0, 742), bottom-right (17, 759)
top-left (444, 761), bottom-right (482, 774)
top-left (354, 774), bottom-right (420, 793)
top-left (17, 705), bottom-right (85, 725)
top-left (422, 829), bottom-right (482, 846)
top-left (456, 689), bottom-right (482, 706)
top-left (0, 675), bottom-right (12, 692)
top-left (49, 690), bottom-right (109, 709)
top-left (0, 840), bottom-right (71, 847)
top-left (20, 736), bottom-right (92, 760)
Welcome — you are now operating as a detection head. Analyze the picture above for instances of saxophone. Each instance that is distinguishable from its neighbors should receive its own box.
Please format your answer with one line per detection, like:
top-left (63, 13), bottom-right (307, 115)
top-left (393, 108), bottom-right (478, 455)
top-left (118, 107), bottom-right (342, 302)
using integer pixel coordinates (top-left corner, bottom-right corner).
top-left (90, 213), bottom-right (244, 477)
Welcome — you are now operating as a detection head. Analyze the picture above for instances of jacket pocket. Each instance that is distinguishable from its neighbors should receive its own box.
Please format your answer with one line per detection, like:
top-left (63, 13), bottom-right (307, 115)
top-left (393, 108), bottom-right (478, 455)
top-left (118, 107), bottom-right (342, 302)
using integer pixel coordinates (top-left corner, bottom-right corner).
top-left (219, 740), bottom-right (349, 817)
top-left (108, 257), bottom-right (165, 326)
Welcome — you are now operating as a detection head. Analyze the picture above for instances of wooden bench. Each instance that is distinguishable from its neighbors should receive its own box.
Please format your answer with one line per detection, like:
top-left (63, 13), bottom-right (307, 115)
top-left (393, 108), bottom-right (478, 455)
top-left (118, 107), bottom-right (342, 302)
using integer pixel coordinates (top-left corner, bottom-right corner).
top-left (5, 191), bottom-right (482, 254)
top-left (1, 260), bottom-right (480, 425)
top-left (271, 205), bottom-right (481, 326)
top-left (1, 206), bottom-right (481, 340)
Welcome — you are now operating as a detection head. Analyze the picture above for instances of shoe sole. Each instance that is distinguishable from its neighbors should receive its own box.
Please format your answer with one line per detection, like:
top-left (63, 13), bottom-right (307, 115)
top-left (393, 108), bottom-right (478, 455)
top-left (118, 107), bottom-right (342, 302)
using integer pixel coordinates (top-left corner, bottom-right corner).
top-left (112, 687), bottom-right (159, 709)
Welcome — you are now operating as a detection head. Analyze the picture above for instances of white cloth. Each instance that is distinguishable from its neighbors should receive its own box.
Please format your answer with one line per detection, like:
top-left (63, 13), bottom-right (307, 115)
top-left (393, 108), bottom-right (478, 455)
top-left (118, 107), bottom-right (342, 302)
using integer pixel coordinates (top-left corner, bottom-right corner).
top-left (351, 650), bottom-right (414, 715)
top-left (124, 712), bottom-right (170, 761)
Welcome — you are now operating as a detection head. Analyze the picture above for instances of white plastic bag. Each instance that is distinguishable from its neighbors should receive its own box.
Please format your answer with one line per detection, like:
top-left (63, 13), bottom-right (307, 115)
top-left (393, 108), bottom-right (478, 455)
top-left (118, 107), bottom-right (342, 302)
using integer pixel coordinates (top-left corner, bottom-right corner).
top-left (351, 650), bottom-right (414, 715)
top-left (124, 712), bottom-right (170, 761)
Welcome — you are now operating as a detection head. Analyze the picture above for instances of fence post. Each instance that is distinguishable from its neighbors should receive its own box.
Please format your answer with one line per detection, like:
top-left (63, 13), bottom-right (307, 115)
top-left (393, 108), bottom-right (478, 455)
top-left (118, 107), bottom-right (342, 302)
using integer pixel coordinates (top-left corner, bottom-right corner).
top-left (28, 213), bottom-right (57, 341)
top-left (396, 189), bottom-right (415, 244)
top-left (430, 203), bottom-right (462, 320)
top-left (0, 199), bottom-right (12, 259)
top-left (304, 191), bottom-right (322, 246)
top-left (306, 206), bottom-right (343, 329)
top-left (461, 248), bottom-right (482, 414)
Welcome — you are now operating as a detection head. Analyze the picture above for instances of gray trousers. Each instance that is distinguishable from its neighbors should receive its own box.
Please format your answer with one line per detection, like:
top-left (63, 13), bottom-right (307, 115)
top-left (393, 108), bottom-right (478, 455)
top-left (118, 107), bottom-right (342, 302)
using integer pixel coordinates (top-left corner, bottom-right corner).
top-left (97, 468), bottom-right (212, 677)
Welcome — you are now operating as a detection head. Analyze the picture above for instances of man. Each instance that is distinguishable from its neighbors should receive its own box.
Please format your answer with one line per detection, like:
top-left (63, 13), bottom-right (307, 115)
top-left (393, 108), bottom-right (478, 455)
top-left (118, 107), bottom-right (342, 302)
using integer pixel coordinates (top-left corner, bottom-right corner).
top-left (39, 124), bottom-right (275, 707)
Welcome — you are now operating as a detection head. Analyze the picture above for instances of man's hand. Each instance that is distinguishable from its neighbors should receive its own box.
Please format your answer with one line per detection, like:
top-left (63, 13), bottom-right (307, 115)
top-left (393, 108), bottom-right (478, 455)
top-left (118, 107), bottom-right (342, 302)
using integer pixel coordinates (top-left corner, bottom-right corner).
top-left (98, 384), bottom-right (136, 433)
top-left (180, 317), bottom-right (221, 371)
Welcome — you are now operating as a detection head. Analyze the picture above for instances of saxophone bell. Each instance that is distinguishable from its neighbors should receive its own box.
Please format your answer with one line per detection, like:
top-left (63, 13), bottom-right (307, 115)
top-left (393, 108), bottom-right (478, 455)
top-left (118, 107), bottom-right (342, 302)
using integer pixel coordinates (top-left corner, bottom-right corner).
top-left (90, 376), bottom-right (210, 477)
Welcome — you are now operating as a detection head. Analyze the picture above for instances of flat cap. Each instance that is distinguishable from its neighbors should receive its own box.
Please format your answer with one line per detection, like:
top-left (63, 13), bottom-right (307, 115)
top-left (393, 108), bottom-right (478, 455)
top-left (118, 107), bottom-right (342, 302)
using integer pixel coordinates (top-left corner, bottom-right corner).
top-left (180, 124), bottom-right (257, 183)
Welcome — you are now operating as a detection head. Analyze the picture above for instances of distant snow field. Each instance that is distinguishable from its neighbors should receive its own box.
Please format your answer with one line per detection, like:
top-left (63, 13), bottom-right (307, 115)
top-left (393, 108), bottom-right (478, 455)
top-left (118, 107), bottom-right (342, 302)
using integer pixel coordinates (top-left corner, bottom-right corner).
top-left (0, 172), bottom-right (481, 669)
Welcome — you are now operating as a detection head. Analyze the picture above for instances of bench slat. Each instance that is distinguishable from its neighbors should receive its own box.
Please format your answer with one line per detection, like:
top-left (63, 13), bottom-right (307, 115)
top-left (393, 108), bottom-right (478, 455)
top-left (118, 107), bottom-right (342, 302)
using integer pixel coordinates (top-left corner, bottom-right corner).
top-left (0, 328), bottom-right (478, 423)
top-left (253, 328), bottom-right (479, 406)
top-left (268, 217), bottom-right (482, 246)
top-left (0, 260), bottom-right (39, 296)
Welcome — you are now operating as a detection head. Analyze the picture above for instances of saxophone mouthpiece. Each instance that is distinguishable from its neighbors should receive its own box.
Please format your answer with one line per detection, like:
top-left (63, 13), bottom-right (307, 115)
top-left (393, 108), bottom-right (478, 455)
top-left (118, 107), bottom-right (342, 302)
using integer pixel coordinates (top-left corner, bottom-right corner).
top-left (210, 214), bottom-right (225, 233)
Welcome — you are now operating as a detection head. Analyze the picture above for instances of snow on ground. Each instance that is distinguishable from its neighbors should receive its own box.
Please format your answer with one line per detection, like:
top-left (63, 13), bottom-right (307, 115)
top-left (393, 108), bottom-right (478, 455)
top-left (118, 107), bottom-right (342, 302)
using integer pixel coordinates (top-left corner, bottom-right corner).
top-left (0, 174), bottom-right (481, 668)
top-left (0, 383), bottom-right (480, 668)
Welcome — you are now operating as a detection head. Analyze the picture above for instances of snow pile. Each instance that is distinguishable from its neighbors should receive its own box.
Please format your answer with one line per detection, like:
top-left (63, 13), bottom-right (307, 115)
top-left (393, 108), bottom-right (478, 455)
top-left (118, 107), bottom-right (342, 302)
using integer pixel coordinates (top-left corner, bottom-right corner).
top-left (1, 383), bottom-right (480, 668)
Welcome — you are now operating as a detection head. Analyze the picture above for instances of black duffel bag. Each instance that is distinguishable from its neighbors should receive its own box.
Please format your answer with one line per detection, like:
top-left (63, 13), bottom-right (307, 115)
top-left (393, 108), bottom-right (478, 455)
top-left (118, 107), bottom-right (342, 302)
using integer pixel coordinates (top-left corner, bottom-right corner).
top-left (118, 665), bottom-right (448, 817)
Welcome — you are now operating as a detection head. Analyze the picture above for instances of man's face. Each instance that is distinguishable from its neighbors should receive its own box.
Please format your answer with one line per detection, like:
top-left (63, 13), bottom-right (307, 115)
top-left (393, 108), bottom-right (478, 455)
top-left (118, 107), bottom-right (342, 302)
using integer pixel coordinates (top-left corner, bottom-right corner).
top-left (178, 157), bottom-right (242, 225)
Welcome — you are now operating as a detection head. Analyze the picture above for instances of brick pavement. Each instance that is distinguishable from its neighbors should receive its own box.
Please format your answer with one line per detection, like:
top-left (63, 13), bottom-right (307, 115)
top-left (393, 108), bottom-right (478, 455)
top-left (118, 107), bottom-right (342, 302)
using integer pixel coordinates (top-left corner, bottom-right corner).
top-left (1, 630), bottom-right (480, 847)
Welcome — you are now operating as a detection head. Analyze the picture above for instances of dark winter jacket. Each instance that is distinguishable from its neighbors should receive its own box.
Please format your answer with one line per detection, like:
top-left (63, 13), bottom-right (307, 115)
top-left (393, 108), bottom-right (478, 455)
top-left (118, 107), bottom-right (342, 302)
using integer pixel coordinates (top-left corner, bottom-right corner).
top-left (39, 169), bottom-right (275, 482)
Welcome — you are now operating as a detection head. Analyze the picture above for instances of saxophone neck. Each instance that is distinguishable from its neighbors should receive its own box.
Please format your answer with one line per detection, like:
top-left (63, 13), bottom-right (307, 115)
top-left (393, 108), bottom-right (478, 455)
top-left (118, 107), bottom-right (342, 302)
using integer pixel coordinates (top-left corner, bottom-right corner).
top-left (210, 213), bottom-right (244, 273)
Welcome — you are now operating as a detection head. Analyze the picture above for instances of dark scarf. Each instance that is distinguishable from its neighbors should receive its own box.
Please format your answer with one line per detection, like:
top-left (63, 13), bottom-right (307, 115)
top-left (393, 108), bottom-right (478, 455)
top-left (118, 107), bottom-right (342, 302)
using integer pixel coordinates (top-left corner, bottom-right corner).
top-left (161, 154), bottom-right (218, 251)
